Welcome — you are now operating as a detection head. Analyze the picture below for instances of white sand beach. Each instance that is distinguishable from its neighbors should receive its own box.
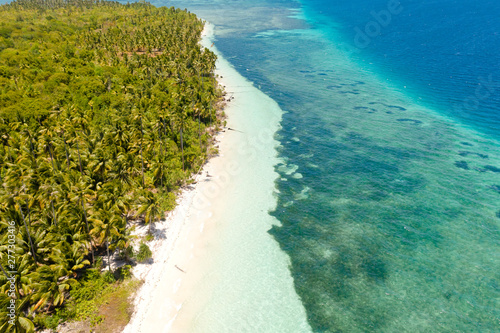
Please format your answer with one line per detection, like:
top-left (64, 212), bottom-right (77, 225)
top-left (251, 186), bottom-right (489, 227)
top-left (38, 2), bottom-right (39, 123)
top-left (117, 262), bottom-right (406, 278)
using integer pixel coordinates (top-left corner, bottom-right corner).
top-left (123, 23), bottom-right (311, 333)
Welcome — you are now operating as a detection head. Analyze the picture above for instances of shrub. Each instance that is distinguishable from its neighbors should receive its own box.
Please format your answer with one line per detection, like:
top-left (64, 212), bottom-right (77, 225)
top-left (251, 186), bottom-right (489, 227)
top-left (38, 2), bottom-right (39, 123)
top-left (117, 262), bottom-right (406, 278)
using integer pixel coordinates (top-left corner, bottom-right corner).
top-left (136, 242), bottom-right (152, 262)
top-left (102, 271), bottom-right (115, 284)
top-left (33, 313), bottom-right (60, 330)
top-left (93, 257), bottom-right (103, 269)
top-left (119, 245), bottom-right (135, 262)
top-left (117, 265), bottom-right (132, 280)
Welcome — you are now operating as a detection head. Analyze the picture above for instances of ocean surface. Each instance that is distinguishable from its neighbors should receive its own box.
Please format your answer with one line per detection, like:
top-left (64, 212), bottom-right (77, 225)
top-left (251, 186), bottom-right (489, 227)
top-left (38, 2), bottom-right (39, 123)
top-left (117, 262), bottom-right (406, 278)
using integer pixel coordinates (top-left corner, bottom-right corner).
top-left (162, 0), bottom-right (500, 332)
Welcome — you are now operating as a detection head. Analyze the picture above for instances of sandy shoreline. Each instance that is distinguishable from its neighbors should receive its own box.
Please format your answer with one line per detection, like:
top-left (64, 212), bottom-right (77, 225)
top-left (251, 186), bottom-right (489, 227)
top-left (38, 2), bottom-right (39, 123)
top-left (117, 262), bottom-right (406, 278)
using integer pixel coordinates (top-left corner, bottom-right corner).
top-left (124, 21), bottom-right (311, 333)
top-left (123, 23), bottom-right (235, 333)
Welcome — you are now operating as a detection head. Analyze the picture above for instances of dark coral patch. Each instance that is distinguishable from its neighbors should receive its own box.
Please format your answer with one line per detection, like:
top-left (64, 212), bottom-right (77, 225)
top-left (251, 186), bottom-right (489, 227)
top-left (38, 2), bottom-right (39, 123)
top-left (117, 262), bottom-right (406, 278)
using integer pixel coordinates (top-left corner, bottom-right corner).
top-left (488, 185), bottom-right (500, 193)
top-left (483, 165), bottom-right (500, 173)
top-left (458, 151), bottom-right (488, 159)
top-left (388, 105), bottom-right (407, 111)
top-left (354, 106), bottom-right (377, 113)
top-left (397, 118), bottom-right (422, 125)
top-left (368, 102), bottom-right (407, 111)
top-left (455, 161), bottom-right (469, 170)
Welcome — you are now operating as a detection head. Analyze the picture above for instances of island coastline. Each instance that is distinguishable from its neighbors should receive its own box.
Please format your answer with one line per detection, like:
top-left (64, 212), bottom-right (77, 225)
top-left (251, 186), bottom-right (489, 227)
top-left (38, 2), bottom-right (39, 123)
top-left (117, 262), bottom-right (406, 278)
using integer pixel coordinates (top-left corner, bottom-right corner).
top-left (123, 22), bottom-right (311, 333)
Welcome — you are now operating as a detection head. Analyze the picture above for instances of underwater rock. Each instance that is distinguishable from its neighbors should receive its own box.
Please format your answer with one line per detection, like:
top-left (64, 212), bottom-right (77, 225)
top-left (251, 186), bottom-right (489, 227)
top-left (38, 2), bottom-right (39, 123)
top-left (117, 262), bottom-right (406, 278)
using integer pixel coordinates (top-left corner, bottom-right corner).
top-left (455, 161), bottom-right (470, 170)
top-left (488, 185), bottom-right (500, 193)
top-left (458, 151), bottom-right (488, 159)
top-left (483, 165), bottom-right (500, 173)
top-left (397, 118), bottom-right (423, 125)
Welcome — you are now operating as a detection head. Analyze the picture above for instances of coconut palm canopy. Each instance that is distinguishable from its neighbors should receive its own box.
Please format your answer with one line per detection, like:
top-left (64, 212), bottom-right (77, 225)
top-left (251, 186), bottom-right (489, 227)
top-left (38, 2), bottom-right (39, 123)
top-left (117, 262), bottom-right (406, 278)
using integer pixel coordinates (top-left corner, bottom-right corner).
top-left (0, 0), bottom-right (223, 331)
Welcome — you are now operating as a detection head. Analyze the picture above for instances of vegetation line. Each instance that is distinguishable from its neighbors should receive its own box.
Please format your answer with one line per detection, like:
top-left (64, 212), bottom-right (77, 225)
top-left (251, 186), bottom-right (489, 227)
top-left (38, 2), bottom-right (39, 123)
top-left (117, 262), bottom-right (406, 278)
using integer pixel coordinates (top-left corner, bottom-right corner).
top-left (0, 0), bottom-right (225, 331)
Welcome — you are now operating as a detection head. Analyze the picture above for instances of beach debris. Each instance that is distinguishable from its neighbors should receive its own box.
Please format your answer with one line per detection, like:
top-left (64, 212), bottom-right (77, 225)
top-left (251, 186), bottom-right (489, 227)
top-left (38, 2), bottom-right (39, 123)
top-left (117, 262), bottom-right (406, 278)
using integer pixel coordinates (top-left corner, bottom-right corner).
top-left (227, 127), bottom-right (244, 133)
top-left (175, 265), bottom-right (186, 273)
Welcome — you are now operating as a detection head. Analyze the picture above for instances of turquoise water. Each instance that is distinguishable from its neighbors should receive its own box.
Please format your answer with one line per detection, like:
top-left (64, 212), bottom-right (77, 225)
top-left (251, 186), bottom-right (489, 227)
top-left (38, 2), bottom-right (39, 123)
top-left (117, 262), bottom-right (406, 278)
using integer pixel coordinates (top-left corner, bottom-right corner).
top-left (299, 0), bottom-right (500, 139)
top-left (157, 0), bottom-right (500, 331)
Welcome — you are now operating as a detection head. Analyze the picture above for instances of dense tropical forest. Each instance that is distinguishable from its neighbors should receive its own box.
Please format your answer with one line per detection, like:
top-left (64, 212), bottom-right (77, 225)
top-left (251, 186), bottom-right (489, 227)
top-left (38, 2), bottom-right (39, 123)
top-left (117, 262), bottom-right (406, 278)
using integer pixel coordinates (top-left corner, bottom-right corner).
top-left (0, 0), bottom-right (223, 331)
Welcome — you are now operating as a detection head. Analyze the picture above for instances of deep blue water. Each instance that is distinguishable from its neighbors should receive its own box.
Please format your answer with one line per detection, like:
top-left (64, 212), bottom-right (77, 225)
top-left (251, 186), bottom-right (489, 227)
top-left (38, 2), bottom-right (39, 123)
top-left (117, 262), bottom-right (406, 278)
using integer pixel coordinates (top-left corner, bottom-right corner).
top-left (301, 0), bottom-right (500, 138)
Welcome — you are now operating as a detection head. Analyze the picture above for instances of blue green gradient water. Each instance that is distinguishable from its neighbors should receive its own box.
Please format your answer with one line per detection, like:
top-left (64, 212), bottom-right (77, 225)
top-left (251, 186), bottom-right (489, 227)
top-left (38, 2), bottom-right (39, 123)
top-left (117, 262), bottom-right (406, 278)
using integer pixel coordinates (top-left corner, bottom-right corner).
top-left (299, 0), bottom-right (500, 140)
top-left (158, 0), bottom-right (499, 331)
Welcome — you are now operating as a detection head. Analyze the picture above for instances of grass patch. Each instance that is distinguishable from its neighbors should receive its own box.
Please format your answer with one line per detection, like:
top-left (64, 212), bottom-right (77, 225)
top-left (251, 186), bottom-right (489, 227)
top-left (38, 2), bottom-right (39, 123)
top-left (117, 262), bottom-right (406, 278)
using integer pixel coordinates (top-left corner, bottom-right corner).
top-left (136, 242), bottom-right (153, 262)
top-left (34, 270), bottom-right (142, 332)
top-left (94, 278), bottom-right (143, 333)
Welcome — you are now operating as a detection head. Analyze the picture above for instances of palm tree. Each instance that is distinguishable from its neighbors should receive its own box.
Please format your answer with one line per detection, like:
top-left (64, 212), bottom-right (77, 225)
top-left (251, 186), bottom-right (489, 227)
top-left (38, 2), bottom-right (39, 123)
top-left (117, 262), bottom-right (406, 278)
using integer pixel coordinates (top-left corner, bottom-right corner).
top-left (17, 204), bottom-right (37, 266)
top-left (0, 293), bottom-right (35, 333)
top-left (136, 189), bottom-right (161, 234)
top-left (31, 264), bottom-right (75, 311)
top-left (68, 180), bottom-right (95, 264)
top-left (0, 0), bottom-right (223, 322)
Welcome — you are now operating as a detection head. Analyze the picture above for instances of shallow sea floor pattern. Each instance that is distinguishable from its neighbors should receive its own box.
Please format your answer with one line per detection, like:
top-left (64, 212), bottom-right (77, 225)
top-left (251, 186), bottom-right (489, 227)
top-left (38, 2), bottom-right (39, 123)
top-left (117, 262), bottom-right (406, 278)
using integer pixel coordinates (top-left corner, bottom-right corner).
top-left (160, 0), bottom-right (500, 331)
